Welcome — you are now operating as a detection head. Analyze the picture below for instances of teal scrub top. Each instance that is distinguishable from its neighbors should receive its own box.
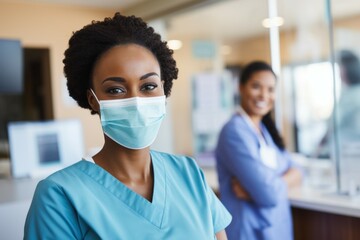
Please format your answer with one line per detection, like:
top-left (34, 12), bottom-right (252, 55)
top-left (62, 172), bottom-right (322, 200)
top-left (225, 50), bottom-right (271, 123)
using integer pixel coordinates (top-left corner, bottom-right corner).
top-left (24, 150), bottom-right (232, 239)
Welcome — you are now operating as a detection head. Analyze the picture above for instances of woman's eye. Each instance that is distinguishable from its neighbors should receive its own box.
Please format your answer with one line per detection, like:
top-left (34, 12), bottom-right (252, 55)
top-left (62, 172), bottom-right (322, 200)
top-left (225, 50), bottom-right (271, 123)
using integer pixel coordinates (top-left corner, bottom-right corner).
top-left (141, 83), bottom-right (157, 91)
top-left (107, 88), bottom-right (125, 94)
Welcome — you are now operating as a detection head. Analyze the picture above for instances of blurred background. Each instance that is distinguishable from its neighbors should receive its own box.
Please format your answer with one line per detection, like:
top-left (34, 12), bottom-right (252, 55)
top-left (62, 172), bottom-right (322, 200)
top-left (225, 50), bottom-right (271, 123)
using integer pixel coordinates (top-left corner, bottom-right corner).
top-left (2, 0), bottom-right (359, 191)
top-left (1, 0), bottom-right (360, 239)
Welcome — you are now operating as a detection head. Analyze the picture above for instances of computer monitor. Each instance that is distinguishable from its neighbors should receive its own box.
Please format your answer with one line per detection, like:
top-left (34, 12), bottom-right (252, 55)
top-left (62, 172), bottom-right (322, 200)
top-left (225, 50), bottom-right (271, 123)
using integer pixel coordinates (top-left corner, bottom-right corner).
top-left (7, 119), bottom-right (84, 178)
top-left (0, 39), bottom-right (23, 93)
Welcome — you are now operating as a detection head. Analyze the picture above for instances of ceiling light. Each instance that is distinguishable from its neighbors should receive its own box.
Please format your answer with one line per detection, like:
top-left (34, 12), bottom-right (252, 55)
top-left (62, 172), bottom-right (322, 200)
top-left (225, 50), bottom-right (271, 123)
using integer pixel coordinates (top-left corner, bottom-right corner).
top-left (262, 17), bottom-right (284, 28)
top-left (167, 40), bottom-right (182, 50)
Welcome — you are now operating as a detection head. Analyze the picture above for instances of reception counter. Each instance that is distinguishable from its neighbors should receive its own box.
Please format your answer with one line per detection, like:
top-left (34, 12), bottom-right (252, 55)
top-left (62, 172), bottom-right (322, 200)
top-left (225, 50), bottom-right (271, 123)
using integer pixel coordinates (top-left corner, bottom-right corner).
top-left (290, 189), bottom-right (360, 240)
top-left (0, 177), bottom-right (39, 240)
top-left (202, 167), bottom-right (360, 216)
top-left (289, 185), bottom-right (360, 218)
top-left (202, 167), bottom-right (360, 240)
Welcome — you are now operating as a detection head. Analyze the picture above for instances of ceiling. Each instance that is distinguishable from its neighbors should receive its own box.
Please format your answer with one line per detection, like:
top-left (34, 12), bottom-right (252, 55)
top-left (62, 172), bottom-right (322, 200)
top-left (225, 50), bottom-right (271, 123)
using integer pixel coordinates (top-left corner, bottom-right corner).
top-left (4, 0), bottom-right (360, 42)
top-left (164, 0), bottom-right (360, 42)
top-left (1, 0), bottom-right (149, 10)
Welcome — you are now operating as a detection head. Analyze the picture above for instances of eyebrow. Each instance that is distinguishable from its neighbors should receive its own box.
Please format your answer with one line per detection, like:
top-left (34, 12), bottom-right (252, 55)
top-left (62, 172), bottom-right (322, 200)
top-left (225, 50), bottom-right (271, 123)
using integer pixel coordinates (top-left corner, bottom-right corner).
top-left (102, 77), bottom-right (125, 83)
top-left (102, 72), bottom-right (159, 83)
top-left (140, 72), bottom-right (160, 80)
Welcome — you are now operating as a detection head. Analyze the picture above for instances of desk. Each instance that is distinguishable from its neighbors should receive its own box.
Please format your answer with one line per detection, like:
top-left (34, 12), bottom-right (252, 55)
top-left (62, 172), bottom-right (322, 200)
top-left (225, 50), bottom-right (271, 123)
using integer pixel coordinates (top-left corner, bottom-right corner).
top-left (0, 177), bottom-right (41, 240)
top-left (0, 160), bottom-right (41, 240)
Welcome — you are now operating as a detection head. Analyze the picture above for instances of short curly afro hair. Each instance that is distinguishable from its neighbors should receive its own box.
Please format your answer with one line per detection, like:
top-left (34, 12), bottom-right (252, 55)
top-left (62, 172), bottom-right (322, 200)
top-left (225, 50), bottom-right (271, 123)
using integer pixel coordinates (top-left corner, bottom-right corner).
top-left (63, 12), bottom-right (178, 113)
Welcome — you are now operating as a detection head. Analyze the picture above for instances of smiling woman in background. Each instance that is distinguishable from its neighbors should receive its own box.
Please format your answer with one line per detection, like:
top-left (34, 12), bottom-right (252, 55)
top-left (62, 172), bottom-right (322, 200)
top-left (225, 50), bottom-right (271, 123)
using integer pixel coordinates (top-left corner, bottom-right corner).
top-left (215, 61), bottom-right (302, 240)
top-left (24, 12), bottom-right (231, 239)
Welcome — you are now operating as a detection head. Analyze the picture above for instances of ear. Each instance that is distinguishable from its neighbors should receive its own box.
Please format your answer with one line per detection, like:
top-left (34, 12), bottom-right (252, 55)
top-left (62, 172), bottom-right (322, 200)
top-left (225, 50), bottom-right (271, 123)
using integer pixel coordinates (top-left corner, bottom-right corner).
top-left (87, 89), bottom-right (100, 113)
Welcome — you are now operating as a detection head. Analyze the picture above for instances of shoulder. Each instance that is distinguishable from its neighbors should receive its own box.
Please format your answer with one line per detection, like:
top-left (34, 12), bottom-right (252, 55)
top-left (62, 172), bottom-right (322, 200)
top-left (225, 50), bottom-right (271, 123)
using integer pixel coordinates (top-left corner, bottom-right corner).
top-left (151, 150), bottom-right (200, 172)
top-left (223, 114), bottom-right (246, 126)
top-left (31, 162), bottom-right (84, 206)
top-left (39, 160), bottom-right (88, 188)
top-left (151, 150), bottom-right (205, 183)
top-left (220, 114), bottom-right (249, 135)
top-left (218, 114), bottom-right (256, 143)
top-left (32, 160), bottom-right (101, 209)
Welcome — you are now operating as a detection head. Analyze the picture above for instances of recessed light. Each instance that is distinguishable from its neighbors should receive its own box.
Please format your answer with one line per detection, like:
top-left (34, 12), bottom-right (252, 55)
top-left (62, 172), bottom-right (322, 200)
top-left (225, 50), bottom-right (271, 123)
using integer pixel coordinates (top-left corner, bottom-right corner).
top-left (262, 17), bottom-right (284, 28)
top-left (167, 40), bottom-right (182, 50)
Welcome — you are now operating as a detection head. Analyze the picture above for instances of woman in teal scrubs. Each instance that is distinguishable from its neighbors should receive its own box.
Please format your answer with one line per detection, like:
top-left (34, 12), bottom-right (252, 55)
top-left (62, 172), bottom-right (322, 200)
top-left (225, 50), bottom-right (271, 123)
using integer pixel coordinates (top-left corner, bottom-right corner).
top-left (215, 61), bottom-right (302, 240)
top-left (24, 12), bottom-right (231, 239)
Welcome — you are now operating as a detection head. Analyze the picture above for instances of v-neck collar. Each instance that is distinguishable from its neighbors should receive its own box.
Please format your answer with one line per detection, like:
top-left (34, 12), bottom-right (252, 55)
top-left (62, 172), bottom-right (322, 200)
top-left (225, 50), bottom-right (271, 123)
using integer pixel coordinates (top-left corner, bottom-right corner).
top-left (237, 107), bottom-right (266, 142)
top-left (78, 151), bottom-right (166, 228)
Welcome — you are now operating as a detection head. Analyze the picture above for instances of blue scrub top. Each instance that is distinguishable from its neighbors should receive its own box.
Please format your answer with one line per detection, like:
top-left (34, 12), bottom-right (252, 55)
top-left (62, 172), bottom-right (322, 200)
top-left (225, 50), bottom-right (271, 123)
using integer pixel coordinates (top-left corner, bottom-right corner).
top-left (216, 114), bottom-right (297, 240)
top-left (24, 150), bottom-right (231, 239)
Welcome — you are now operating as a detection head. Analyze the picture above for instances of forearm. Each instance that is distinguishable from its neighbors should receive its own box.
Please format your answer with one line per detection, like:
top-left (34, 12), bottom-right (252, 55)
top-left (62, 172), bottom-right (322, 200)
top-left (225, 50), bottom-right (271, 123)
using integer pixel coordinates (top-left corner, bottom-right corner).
top-left (231, 174), bottom-right (286, 206)
top-left (231, 177), bottom-right (252, 201)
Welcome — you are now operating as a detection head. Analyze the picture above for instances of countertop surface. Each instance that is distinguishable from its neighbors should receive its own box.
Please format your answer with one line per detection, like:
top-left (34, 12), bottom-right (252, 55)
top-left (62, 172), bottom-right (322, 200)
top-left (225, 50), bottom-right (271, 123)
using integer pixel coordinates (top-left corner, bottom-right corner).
top-left (201, 167), bottom-right (360, 218)
top-left (288, 185), bottom-right (360, 218)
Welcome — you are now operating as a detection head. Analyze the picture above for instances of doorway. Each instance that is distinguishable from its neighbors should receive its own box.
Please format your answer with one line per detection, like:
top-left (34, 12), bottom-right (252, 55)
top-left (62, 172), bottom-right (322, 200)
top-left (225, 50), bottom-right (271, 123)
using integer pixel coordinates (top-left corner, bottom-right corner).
top-left (0, 47), bottom-right (53, 158)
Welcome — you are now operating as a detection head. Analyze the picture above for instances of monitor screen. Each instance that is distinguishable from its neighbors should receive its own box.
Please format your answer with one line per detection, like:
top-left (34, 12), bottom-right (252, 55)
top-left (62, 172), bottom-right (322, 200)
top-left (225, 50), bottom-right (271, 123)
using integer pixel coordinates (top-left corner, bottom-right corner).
top-left (0, 39), bottom-right (23, 93)
top-left (7, 119), bottom-right (84, 178)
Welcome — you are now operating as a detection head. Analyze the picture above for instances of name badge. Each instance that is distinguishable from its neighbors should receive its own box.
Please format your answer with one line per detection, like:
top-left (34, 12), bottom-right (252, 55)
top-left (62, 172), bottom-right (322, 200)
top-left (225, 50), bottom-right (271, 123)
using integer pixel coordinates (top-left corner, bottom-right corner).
top-left (260, 143), bottom-right (277, 169)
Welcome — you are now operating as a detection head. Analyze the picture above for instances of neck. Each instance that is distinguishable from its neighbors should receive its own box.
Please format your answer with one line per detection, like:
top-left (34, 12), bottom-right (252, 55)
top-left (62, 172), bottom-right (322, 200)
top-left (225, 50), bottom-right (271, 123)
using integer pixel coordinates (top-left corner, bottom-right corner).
top-left (249, 116), bottom-right (262, 127)
top-left (93, 136), bottom-right (155, 202)
top-left (93, 136), bottom-right (152, 182)
top-left (239, 105), bottom-right (262, 131)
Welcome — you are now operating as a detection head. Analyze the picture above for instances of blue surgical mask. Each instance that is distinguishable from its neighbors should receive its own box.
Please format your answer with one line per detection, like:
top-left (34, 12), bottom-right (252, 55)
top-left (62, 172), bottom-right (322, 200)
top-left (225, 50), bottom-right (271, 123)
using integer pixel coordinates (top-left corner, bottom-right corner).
top-left (91, 89), bottom-right (166, 149)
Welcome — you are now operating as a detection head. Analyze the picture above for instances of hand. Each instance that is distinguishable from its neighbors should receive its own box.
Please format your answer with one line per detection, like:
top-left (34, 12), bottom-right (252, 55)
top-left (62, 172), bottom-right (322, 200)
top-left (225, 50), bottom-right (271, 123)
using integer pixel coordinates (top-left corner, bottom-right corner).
top-left (282, 167), bottom-right (302, 189)
top-left (215, 230), bottom-right (228, 240)
top-left (231, 177), bottom-right (251, 201)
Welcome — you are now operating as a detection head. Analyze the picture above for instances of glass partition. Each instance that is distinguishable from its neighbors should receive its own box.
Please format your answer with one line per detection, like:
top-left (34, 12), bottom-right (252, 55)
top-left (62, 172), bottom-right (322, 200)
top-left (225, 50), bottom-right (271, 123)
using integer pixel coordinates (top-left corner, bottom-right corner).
top-left (332, 0), bottom-right (360, 195)
top-left (161, 0), bottom-right (360, 193)
top-left (278, 0), bottom-right (360, 193)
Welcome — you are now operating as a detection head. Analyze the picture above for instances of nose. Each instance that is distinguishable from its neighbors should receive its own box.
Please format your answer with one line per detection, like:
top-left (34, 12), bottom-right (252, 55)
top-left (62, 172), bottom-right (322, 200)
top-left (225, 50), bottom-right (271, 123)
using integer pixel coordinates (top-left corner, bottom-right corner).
top-left (259, 88), bottom-right (268, 99)
top-left (127, 86), bottom-right (141, 98)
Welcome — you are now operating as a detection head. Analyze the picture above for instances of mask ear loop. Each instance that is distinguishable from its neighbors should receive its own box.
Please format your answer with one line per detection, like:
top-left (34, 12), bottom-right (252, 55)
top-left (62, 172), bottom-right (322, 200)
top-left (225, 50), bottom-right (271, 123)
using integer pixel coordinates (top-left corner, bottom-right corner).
top-left (161, 81), bottom-right (167, 105)
top-left (90, 89), bottom-right (100, 104)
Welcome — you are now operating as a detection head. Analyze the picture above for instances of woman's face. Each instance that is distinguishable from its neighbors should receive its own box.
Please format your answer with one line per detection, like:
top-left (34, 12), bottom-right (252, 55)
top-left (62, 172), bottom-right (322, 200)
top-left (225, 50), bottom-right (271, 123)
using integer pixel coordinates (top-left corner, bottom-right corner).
top-left (88, 44), bottom-right (163, 109)
top-left (240, 70), bottom-right (276, 121)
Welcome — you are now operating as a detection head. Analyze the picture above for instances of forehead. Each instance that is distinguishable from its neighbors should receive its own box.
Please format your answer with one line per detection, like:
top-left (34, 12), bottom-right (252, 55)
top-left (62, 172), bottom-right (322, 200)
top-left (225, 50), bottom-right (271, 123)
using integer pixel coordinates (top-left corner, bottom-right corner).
top-left (97, 43), bottom-right (158, 64)
top-left (93, 44), bottom-right (160, 74)
top-left (247, 70), bottom-right (276, 85)
top-left (90, 44), bottom-right (162, 89)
